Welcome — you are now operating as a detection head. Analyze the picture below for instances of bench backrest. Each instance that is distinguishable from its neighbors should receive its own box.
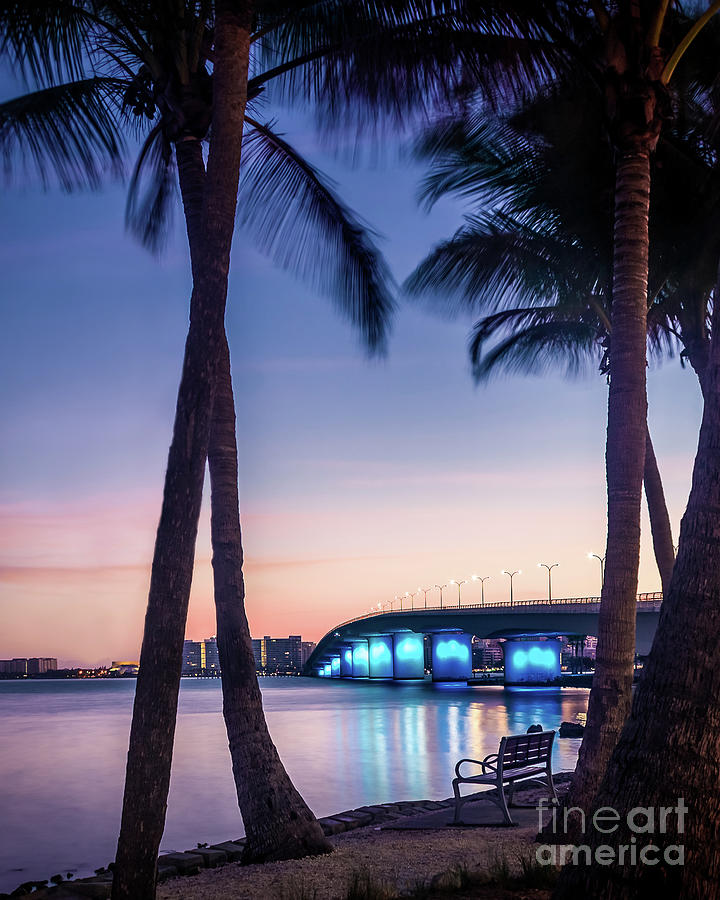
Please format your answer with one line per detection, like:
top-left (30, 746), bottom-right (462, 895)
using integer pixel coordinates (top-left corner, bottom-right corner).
top-left (498, 730), bottom-right (554, 773)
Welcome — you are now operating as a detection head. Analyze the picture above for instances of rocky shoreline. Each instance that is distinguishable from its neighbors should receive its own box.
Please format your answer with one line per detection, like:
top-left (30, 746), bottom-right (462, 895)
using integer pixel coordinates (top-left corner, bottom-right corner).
top-left (4, 775), bottom-right (574, 899)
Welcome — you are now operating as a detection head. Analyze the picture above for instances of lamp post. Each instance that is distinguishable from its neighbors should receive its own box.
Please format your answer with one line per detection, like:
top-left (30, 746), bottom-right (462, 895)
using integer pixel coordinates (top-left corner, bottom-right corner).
top-left (449, 579), bottom-right (466, 607)
top-left (396, 594), bottom-right (403, 611)
top-left (502, 570), bottom-right (520, 606)
top-left (588, 553), bottom-right (605, 592)
top-left (405, 590), bottom-right (418, 610)
top-left (419, 586), bottom-right (431, 608)
top-left (472, 574), bottom-right (490, 605)
top-left (538, 562), bottom-right (559, 602)
top-left (435, 584), bottom-right (447, 609)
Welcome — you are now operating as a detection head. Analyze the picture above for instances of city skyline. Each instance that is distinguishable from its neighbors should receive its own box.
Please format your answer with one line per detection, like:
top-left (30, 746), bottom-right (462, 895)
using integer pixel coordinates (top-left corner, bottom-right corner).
top-left (0, 107), bottom-right (703, 667)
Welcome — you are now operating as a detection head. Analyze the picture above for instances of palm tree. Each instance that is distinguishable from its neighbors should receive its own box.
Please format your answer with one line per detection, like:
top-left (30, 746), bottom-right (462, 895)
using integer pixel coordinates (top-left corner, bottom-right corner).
top-left (407, 1), bottom-right (720, 817)
top-left (406, 79), bottom-right (720, 597)
top-left (1, 2), bottom-right (566, 893)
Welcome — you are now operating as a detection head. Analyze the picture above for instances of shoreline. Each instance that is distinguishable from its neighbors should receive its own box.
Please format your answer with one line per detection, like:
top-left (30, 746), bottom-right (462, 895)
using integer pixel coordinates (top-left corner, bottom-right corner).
top-left (11, 776), bottom-right (573, 899)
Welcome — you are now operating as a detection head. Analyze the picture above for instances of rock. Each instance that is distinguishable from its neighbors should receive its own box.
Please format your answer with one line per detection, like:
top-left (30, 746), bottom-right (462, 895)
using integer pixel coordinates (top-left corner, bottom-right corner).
top-left (209, 841), bottom-right (245, 862)
top-left (183, 847), bottom-right (226, 868)
top-left (526, 723), bottom-right (543, 733)
top-left (318, 817), bottom-right (346, 835)
top-left (156, 852), bottom-right (203, 875)
top-left (559, 721), bottom-right (584, 737)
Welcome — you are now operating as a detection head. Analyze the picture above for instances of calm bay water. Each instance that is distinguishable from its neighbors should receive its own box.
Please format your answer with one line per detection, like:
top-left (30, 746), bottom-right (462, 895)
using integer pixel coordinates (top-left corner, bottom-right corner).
top-left (0, 678), bottom-right (588, 890)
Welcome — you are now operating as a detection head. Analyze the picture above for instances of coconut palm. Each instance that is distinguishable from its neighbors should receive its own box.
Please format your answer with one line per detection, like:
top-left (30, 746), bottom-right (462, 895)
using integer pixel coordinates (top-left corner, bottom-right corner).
top-left (406, 77), bottom-right (720, 596)
top-left (407, 1), bottom-right (720, 817)
top-left (1, 2), bottom-right (571, 894)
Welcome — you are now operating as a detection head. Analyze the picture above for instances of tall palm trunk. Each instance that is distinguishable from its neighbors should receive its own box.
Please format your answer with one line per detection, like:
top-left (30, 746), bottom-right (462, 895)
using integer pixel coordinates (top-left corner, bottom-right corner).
top-left (561, 145), bottom-right (652, 823)
top-left (644, 424), bottom-right (674, 595)
top-left (112, 6), bottom-right (252, 899)
top-left (553, 277), bottom-right (720, 900)
top-left (175, 137), bottom-right (331, 862)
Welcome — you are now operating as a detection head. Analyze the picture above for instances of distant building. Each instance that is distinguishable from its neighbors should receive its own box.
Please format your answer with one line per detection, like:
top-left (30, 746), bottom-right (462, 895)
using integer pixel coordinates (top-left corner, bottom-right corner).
top-left (472, 639), bottom-right (503, 670)
top-left (182, 638), bottom-right (220, 675)
top-left (251, 639), bottom-right (263, 671)
top-left (301, 642), bottom-right (316, 668)
top-left (0, 658), bottom-right (29, 674)
top-left (27, 658), bottom-right (57, 674)
top-left (250, 635), bottom-right (303, 675)
top-left (109, 661), bottom-right (139, 676)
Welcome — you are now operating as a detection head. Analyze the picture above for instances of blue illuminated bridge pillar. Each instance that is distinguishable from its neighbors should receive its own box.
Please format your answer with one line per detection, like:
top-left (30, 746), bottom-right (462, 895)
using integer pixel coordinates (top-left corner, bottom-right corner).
top-left (392, 633), bottom-right (425, 679)
top-left (339, 645), bottom-right (353, 677)
top-left (368, 635), bottom-right (394, 679)
top-left (351, 640), bottom-right (369, 678)
top-left (431, 633), bottom-right (472, 682)
top-left (502, 638), bottom-right (562, 685)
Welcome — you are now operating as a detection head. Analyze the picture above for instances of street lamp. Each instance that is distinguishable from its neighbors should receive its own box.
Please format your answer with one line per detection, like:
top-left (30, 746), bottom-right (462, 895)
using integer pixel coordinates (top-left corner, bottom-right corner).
top-left (419, 586), bottom-right (431, 608)
top-left (588, 553), bottom-right (605, 592)
top-left (449, 579), bottom-right (466, 607)
top-left (405, 590), bottom-right (418, 610)
top-left (435, 584), bottom-right (447, 609)
top-left (538, 562), bottom-right (559, 602)
top-left (501, 570), bottom-right (520, 606)
top-left (472, 574), bottom-right (491, 606)
top-left (396, 594), bottom-right (403, 611)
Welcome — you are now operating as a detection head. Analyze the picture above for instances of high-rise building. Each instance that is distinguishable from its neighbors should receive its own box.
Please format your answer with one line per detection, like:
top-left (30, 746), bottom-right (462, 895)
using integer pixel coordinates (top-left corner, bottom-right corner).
top-left (203, 637), bottom-right (220, 672)
top-left (183, 640), bottom-right (202, 674)
top-left (27, 658), bottom-right (58, 674)
top-left (251, 639), bottom-right (263, 671)
top-left (301, 642), bottom-right (316, 668)
top-left (182, 638), bottom-right (220, 674)
top-left (1, 658), bottom-right (29, 674)
top-left (262, 635), bottom-right (302, 674)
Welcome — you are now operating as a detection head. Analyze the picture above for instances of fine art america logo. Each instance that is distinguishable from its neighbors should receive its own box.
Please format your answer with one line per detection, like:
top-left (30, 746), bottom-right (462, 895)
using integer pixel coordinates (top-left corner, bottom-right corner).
top-left (536, 798), bottom-right (687, 867)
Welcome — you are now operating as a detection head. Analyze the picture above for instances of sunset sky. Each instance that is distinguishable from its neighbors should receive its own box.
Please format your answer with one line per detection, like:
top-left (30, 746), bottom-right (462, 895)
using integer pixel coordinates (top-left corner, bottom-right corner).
top-left (0, 100), bottom-right (704, 667)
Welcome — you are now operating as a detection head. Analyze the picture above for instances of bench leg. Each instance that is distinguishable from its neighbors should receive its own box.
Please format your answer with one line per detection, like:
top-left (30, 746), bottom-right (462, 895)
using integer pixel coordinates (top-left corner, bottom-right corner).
top-left (452, 779), bottom-right (465, 824)
top-left (547, 768), bottom-right (559, 805)
top-left (497, 784), bottom-right (514, 826)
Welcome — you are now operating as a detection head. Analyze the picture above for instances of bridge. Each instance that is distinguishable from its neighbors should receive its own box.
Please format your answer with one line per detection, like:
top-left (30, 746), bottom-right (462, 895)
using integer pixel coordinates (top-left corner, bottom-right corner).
top-left (304, 593), bottom-right (663, 686)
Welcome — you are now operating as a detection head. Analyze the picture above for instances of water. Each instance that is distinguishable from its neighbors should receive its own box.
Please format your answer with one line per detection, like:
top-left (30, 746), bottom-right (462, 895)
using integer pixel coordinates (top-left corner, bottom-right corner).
top-left (0, 678), bottom-right (588, 890)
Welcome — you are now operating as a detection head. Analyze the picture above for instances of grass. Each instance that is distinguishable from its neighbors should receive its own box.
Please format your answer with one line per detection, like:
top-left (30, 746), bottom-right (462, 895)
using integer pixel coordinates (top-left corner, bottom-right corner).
top-left (282, 852), bottom-right (559, 900)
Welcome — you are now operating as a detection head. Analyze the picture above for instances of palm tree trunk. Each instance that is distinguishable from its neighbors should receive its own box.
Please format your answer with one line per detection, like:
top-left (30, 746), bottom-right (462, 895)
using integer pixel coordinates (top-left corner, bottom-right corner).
top-left (553, 275), bottom-right (720, 900)
top-left (175, 137), bottom-right (331, 862)
top-left (559, 145), bottom-right (651, 826)
top-left (112, 6), bottom-right (252, 899)
top-left (644, 424), bottom-right (674, 596)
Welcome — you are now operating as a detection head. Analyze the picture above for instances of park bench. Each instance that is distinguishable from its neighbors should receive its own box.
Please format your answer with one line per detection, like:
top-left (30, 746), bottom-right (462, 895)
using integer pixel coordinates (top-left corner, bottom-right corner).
top-left (452, 729), bottom-right (558, 825)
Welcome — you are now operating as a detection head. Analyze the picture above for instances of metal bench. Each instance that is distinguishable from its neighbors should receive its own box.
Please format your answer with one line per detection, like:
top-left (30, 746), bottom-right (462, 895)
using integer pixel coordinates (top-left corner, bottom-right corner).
top-left (452, 729), bottom-right (558, 825)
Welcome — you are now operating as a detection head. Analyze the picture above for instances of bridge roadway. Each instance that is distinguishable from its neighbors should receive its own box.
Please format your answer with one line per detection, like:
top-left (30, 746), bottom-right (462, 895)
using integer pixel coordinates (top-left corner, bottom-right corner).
top-left (305, 592), bottom-right (663, 679)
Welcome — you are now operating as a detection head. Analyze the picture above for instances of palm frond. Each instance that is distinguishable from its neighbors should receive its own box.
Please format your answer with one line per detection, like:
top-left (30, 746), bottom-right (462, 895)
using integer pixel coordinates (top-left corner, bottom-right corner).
top-left (251, 1), bottom-right (567, 133)
top-left (0, 0), bottom-right (95, 85)
top-left (125, 122), bottom-right (175, 254)
top-left (469, 312), bottom-right (602, 382)
top-left (0, 76), bottom-right (125, 190)
top-left (405, 212), bottom-right (603, 316)
top-left (238, 116), bottom-right (395, 353)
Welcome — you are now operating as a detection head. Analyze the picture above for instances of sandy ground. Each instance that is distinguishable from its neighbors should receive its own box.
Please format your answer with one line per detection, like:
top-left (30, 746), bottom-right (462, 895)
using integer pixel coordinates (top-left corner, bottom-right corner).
top-left (157, 820), bottom-right (545, 900)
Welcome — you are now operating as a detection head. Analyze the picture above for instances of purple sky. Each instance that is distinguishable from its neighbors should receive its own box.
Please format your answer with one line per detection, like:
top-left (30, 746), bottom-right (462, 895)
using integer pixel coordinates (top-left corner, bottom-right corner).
top-left (0, 94), bottom-right (704, 666)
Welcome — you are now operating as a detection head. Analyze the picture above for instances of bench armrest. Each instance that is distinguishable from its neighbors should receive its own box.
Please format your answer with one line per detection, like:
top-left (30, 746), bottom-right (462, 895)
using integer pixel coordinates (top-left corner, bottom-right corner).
top-left (455, 756), bottom-right (498, 778)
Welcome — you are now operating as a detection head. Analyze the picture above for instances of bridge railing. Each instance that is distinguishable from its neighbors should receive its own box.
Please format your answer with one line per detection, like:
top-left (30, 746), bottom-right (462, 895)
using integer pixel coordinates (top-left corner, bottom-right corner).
top-left (334, 592), bottom-right (663, 631)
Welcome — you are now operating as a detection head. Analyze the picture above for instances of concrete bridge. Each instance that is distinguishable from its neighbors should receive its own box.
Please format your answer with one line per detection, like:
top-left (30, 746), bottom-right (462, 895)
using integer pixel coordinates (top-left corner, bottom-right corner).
top-left (304, 593), bottom-right (662, 686)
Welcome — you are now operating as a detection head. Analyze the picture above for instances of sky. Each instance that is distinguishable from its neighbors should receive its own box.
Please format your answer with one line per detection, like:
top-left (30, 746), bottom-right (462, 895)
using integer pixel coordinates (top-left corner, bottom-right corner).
top-left (0, 86), bottom-right (705, 667)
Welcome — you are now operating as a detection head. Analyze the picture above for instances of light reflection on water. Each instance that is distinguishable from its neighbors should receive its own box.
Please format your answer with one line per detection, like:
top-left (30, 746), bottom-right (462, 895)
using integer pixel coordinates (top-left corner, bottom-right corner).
top-left (0, 678), bottom-right (587, 890)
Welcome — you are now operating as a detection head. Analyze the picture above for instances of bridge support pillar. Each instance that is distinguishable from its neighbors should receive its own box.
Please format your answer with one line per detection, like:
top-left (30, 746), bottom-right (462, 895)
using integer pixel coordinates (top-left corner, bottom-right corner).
top-left (431, 633), bottom-right (472, 682)
top-left (339, 646), bottom-right (353, 677)
top-left (392, 633), bottom-right (425, 679)
top-left (351, 640), bottom-right (369, 678)
top-left (330, 656), bottom-right (341, 678)
top-left (368, 635), bottom-right (394, 678)
top-left (503, 639), bottom-right (562, 686)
